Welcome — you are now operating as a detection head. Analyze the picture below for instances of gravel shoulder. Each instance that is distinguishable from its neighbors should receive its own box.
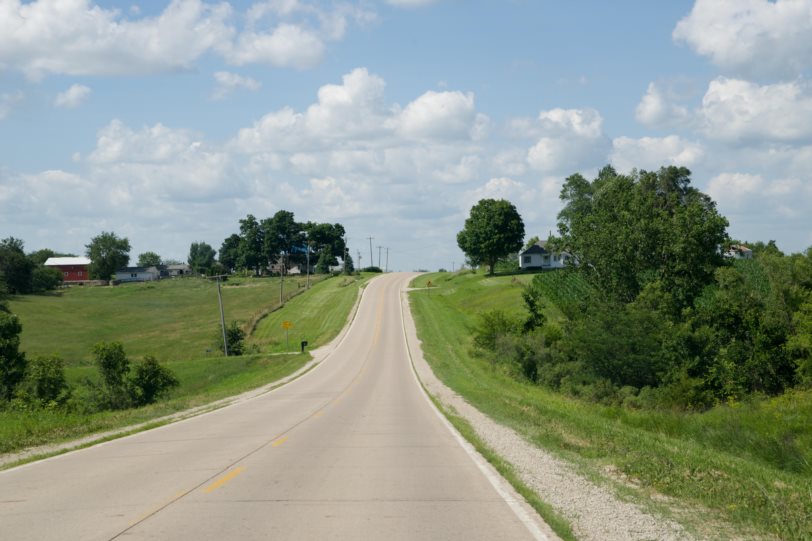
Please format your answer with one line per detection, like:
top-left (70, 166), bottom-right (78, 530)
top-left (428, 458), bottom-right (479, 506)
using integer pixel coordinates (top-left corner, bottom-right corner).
top-left (400, 288), bottom-right (697, 541)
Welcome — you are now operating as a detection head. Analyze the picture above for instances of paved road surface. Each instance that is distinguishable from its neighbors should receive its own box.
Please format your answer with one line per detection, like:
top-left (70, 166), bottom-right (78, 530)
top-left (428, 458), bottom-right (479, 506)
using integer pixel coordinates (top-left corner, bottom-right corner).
top-left (1, 273), bottom-right (544, 540)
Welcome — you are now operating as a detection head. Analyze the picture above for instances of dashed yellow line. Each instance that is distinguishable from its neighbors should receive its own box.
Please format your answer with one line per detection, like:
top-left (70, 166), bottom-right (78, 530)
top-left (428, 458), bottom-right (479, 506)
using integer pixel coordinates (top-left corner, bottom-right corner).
top-left (203, 466), bottom-right (245, 494)
top-left (271, 436), bottom-right (289, 448)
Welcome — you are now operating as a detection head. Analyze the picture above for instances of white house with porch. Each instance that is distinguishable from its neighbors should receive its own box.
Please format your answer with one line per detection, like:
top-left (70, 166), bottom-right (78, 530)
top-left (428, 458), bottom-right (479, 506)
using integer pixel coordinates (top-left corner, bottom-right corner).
top-left (519, 241), bottom-right (573, 270)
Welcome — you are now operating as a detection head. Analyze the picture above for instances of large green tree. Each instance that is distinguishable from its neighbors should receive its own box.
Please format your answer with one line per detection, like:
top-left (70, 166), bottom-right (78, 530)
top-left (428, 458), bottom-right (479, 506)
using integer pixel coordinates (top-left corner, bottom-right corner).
top-left (304, 222), bottom-right (346, 268)
top-left (0, 237), bottom-right (34, 294)
top-left (86, 232), bottom-right (131, 280)
top-left (457, 199), bottom-right (525, 275)
top-left (188, 242), bottom-right (216, 275)
top-left (238, 214), bottom-right (264, 275)
top-left (219, 234), bottom-right (241, 273)
top-left (265, 211), bottom-right (303, 273)
top-left (137, 251), bottom-right (162, 267)
top-left (556, 166), bottom-right (729, 308)
top-left (0, 312), bottom-right (26, 401)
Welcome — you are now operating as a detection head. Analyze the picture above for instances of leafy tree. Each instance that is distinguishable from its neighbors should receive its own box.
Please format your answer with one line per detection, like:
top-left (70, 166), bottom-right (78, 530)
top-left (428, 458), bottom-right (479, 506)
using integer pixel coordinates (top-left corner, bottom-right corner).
top-left (18, 355), bottom-right (70, 405)
top-left (457, 199), bottom-right (525, 275)
top-left (31, 266), bottom-right (63, 293)
top-left (239, 214), bottom-right (265, 275)
top-left (129, 356), bottom-right (179, 406)
top-left (0, 312), bottom-right (26, 401)
top-left (86, 231), bottom-right (131, 280)
top-left (304, 222), bottom-right (346, 268)
top-left (556, 166), bottom-right (728, 308)
top-left (27, 248), bottom-right (56, 266)
top-left (0, 237), bottom-right (34, 294)
top-left (137, 251), bottom-right (162, 267)
top-left (343, 253), bottom-right (355, 274)
top-left (216, 321), bottom-right (245, 356)
top-left (524, 236), bottom-right (541, 250)
top-left (315, 247), bottom-right (333, 274)
top-left (265, 210), bottom-right (303, 273)
top-left (219, 234), bottom-right (241, 273)
top-left (92, 341), bottom-right (131, 410)
top-left (188, 242), bottom-right (216, 275)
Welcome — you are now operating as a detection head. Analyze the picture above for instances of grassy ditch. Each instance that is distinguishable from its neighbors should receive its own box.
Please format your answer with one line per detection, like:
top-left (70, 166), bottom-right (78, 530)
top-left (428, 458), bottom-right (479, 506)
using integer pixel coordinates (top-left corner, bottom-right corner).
top-left (409, 271), bottom-right (812, 540)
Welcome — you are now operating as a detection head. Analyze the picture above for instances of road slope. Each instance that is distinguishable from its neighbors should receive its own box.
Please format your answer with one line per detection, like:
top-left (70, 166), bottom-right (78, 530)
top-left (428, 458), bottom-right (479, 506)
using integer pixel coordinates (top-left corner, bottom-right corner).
top-left (1, 273), bottom-right (547, 540)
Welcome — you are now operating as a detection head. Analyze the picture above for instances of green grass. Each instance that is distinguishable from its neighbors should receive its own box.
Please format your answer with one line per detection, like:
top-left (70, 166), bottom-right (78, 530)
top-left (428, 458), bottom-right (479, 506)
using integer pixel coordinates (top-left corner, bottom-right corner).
top-left (409, 271), bottom-right (812, 540)
top-left (8, 275), bottom-right (313, 364)
top-left (250, 274), bottom-right (370, 353)
top-left (1, 273), bottom-right (368, 461)
top-left (0, 353), bottom-right (308, 457)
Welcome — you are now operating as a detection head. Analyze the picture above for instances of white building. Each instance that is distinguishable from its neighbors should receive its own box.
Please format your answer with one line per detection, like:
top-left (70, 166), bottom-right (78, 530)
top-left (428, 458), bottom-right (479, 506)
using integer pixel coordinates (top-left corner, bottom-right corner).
top-left (115, 266), bottom-right (161, 282)
top-left (519, 241), bottom-right (573, 270)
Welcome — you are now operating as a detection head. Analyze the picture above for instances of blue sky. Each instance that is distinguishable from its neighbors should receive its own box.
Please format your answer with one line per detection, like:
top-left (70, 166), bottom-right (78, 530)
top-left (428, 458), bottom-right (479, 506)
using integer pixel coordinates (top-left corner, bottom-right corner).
top-left (1, 0), bottom-right (811, 271)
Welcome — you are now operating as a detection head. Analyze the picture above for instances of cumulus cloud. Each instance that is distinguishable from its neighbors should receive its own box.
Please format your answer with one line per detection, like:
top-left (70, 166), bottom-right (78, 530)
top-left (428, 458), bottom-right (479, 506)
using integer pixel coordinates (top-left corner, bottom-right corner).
top-left (697, 78), bottom-right (812, 143)
top-left (635, 81), bottom-right (692, 129)
top-left (673, 0), bottom-right (812, 78)
top-left (394, 90), bottom-right (489, 141)
top-left (212, 71), bottom-right (261, 99)
top-left (610, 136), bottom-right (704, 173)
top-left (524, 108), bottom-right (611, 174)
top-left (0, 90), bottom-right (24, 120)
top-left (385, 0), bottom-right (439, 6)
top-left (0, 0), bottom-right (374, 79)
top-left (54, 84), bottom-right (91, 108)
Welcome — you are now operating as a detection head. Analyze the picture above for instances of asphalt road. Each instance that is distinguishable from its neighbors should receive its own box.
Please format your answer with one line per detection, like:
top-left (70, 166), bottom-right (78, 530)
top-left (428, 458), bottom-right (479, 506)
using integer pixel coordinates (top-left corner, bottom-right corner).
top-left (1, 273), bottom-right (545, 540)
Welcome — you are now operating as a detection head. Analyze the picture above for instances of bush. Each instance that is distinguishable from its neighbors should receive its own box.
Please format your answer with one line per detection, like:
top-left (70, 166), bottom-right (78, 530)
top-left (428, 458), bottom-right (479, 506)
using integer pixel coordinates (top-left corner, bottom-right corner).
top-left (31, 266), bottom-right (63, 293)
top-left (17, 355), bottom-right (70, 406)
top-left (0, 312), bottom-right (26, 401)
top-left (216, 321), bottom-right (245, 356)
top-left (362, 266), bottom-right (383, 273)
top-left (91, 341), bottom-right (132, 410)
top-left (472, 310), bottom-right (520, 352)
top-left (130, 356), bottom-right (179, 406)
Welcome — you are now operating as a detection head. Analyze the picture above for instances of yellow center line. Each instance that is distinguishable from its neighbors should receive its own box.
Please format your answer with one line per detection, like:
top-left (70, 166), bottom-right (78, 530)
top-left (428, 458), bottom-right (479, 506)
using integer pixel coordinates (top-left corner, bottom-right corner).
top-left (203, 466), bottom-right (245, 494)
top-left (271, 436), bottom-right (289, 447)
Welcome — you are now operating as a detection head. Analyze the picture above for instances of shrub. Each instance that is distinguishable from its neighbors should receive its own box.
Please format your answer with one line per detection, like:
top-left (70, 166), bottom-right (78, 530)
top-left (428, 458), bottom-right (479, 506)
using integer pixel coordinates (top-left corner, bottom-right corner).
top-left (92, 341), bottom-right (132, 410)
top-left (472, 310), bottom-right (520, 352)
top-left (31, 266), bottom-right (63, 293)
top-left (18, 355), bottom-right (70, 406)
top-left (0, 312), bottom-right (26, 401)
top-left (216, 321), bottom-right (245, 356)
top-left (130, 356), bottom-right (179, 406)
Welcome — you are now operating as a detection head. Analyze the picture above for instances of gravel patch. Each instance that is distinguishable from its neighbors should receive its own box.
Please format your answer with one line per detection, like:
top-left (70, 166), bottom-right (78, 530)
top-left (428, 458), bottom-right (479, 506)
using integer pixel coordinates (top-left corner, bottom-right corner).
top-left (400, 289), bottom-right (696, 541)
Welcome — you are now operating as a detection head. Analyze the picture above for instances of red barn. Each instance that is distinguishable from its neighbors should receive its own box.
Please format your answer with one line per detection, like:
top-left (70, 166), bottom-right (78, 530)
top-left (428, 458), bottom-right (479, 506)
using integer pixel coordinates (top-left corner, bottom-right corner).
top-left (44, 257), bottom-right (92, 283)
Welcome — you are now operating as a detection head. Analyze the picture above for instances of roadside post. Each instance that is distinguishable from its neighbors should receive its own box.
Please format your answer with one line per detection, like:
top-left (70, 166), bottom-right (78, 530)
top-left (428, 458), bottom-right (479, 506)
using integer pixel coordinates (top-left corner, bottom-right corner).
top-left (282, 320), bottom-right (294, 351)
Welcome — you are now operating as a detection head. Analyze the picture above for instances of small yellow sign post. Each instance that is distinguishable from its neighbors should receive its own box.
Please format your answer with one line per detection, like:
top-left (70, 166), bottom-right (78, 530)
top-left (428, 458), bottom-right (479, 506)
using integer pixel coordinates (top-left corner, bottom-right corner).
top-left (282, 321), bottom-right (294, 350)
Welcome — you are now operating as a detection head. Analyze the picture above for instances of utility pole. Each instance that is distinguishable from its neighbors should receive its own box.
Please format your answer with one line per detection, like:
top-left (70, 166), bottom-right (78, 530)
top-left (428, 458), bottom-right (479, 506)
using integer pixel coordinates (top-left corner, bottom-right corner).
top-left (306, 243), bottom-right (311, 289)
top-left (452, 261), bottom-right (455, 272)
top-left (206, 275), bottom-right (229, 357)
top-left (343, 237), bottom-right (349, 274)
top-left (377, 245), bottom-right (382, 268)
top-left (385, 247), bottom-right (389, 273)
top-left (357, 250), bottom-right (362, 273)
top-left (279, 254), bottom-right (285, 304)
top-left (367, 237), bottom-right (374, 271)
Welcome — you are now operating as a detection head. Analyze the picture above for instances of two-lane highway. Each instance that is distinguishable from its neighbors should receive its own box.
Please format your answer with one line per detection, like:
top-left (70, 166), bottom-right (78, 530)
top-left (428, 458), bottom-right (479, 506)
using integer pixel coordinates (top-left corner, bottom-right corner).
top-left (1, 273), bottom-right (544, 540)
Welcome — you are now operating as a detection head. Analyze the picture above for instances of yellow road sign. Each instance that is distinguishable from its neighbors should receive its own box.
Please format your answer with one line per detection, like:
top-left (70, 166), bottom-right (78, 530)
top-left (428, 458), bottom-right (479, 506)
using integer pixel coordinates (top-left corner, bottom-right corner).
top-left (282, 320), bottom-right (294, 330)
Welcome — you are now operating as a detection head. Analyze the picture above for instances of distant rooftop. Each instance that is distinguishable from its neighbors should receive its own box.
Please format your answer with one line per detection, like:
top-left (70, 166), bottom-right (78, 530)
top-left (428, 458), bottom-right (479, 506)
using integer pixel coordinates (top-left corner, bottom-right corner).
top-left (44, 257), bottom-right (91, 266)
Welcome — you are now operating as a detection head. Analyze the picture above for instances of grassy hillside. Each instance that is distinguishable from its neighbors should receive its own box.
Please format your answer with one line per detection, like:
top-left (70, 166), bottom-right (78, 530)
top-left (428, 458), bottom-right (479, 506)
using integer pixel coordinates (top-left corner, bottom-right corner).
top-left (8, 275), bottom-right (312, 364)
top-left (410, 271), bottom-right (811, 540)
top-left (1, 273), bottom-right (369, 461)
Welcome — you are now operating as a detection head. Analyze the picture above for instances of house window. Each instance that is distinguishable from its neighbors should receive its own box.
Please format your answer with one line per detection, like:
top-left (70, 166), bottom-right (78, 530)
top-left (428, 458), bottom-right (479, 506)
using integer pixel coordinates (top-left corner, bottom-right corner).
top-left (131, 273), bottom-right (137, 278)
top-left (78, 271), bottom-right (83, 277)
top-left (523, 256), bottom-right (531, 264)
top-left (63, 271), bottom-right (68, 276)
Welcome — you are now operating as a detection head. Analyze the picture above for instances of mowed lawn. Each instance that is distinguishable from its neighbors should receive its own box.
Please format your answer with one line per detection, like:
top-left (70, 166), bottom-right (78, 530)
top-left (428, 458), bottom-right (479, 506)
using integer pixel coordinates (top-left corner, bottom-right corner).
top-left (9, 276), bottom-right (309, 364)
top-left (250, 274), bottom-right (370, 353)
top-left (410, 271), bottom-right (812, 540)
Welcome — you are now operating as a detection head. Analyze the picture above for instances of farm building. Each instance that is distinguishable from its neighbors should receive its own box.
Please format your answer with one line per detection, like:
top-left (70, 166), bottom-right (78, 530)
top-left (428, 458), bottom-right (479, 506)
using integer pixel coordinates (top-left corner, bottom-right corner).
top-left (44, 256), bottom-right (92, 283)
top-left (115, 266), bottom-right (161, 282)
top-left (519, 241), bottom-right (573, 270)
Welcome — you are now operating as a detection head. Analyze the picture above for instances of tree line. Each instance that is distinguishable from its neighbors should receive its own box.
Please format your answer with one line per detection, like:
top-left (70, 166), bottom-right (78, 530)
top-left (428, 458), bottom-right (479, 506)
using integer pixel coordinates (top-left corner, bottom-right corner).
top-left (467, 166), bottom-right (812, 409)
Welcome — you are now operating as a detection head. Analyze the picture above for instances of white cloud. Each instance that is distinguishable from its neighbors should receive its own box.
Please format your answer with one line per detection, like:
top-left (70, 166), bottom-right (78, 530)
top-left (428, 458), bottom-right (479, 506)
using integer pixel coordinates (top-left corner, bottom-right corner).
top-left (635, 82), bottom-right (691, 129)
top-left (212, 71), bottom-right (261, 99)
top-left (673, 0), bottom-right (812, 78)
top-left (610, 136), bottom-right (704, 173)
top-left (395, 90), bottom-right (488, 140)
top-left (0, 0), bottom-right (375, 78)
top-left (54, 84), bottom-right (91, 108)
top-left (696, 78), bottom-right (812, 143)
top-left (0, 90), bottom-right (23, 120)
top-left (525, 108), bottom-right (610, 174)
top-left (385, 0), bottom-right (439, 7)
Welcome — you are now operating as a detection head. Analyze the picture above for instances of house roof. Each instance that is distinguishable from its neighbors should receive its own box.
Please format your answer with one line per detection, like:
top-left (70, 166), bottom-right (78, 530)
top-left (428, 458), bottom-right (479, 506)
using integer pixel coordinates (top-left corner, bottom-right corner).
top-left (520, 242), bottom-right (548, 255)
top-left (116, 266), bottom-right (160, 273)
top-left (44, 256), bottom-right (91, 266)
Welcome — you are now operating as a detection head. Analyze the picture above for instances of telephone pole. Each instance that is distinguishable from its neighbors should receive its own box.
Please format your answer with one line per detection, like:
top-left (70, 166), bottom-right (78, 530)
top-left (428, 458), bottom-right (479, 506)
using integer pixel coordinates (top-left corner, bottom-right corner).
top-left (357, 250), bottom-right (362, 273)
top-left (377, 245), bottom-right (382, 268)
top-left (367, 237), bottom-right (374, 270)
top-left (385, 247), bottom-right (389, 273)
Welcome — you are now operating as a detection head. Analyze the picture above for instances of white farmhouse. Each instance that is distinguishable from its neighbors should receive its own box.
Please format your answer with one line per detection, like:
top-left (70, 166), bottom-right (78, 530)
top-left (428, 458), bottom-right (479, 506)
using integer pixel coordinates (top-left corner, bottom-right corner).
top-left (519, 241), bottom-right (573, 270)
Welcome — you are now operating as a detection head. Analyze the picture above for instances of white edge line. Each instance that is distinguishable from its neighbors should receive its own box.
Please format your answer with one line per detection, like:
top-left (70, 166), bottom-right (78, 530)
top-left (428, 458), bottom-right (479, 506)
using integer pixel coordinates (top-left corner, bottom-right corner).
top-left (1, 277), bottom-right (376, 475)
top-left (397, 278), bottom-right (551, 541)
